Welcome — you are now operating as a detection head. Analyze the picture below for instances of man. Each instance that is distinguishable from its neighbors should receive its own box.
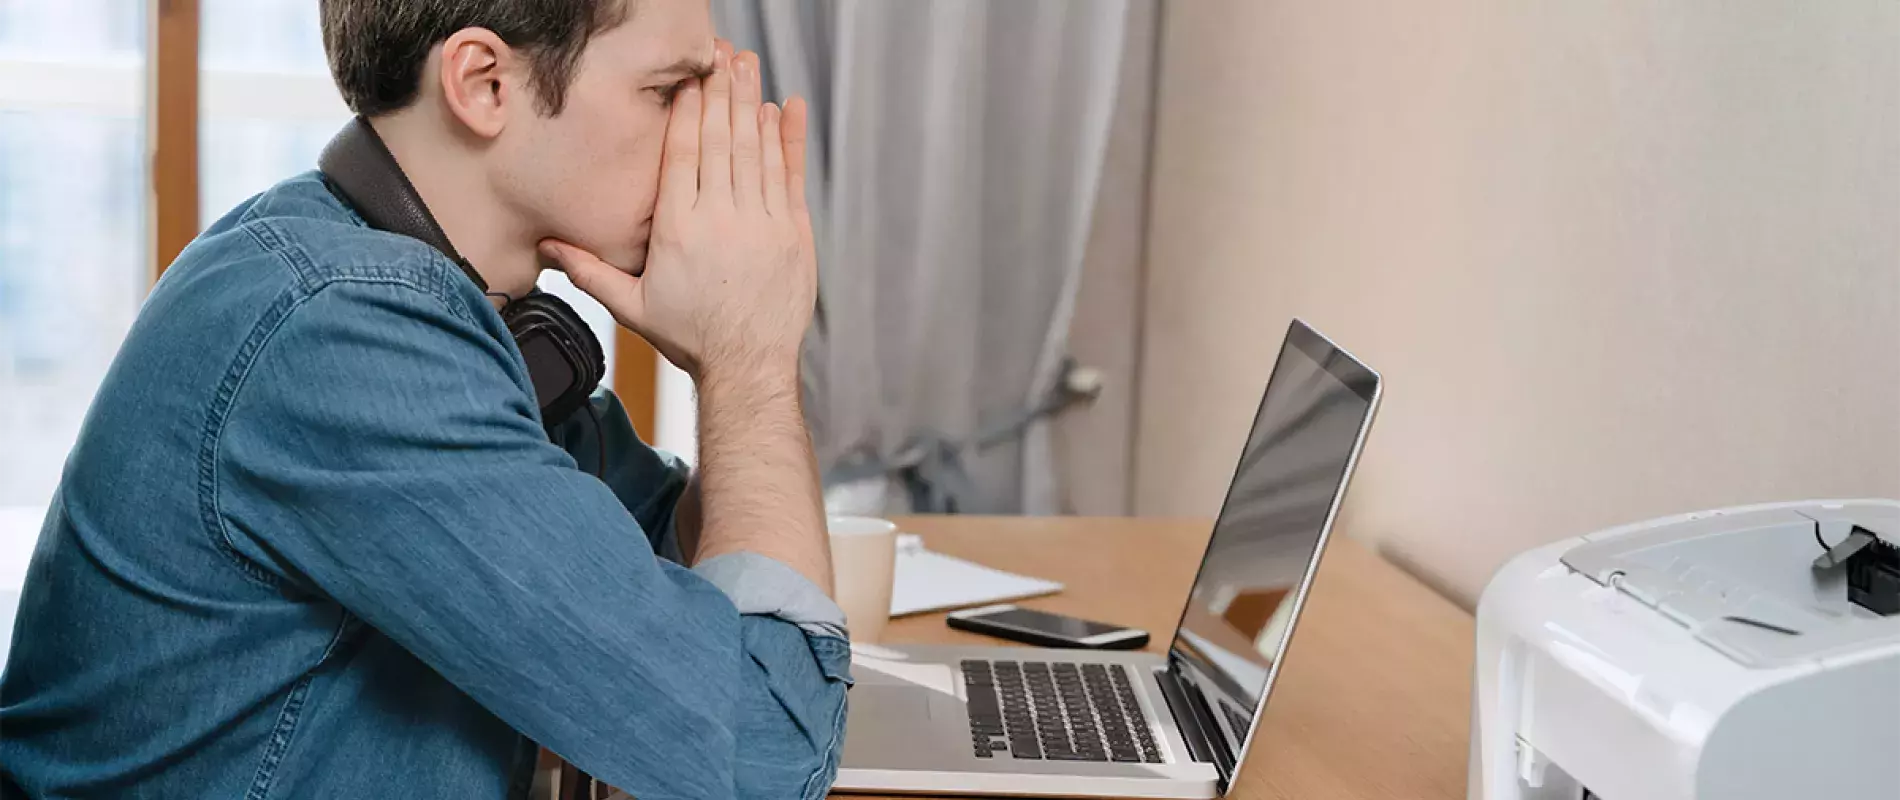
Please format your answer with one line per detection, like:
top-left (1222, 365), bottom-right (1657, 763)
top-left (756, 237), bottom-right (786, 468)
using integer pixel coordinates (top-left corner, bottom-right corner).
top-left (0, 1), bottom-right (848, 797)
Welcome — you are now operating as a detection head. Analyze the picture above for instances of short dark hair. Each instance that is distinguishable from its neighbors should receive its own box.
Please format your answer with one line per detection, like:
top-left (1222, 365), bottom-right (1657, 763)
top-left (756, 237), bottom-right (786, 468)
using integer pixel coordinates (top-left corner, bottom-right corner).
top-left (320, 0), bottom-right (630, 117)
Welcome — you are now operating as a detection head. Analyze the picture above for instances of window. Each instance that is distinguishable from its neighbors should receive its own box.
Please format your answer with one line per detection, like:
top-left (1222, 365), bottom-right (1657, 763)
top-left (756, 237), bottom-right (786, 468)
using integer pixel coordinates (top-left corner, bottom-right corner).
top-left (0, 2), bottom-right (630, 506)
top-left (0, 0), bottom-right (147, 507)
top-left (199, 0), bottom-right (348, 225)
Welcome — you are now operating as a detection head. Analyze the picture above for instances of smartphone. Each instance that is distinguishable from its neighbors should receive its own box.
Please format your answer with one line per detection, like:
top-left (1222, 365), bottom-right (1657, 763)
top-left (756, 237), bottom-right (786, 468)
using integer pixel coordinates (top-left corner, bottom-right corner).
top-left (945, 604), bottom-right (1150, 650)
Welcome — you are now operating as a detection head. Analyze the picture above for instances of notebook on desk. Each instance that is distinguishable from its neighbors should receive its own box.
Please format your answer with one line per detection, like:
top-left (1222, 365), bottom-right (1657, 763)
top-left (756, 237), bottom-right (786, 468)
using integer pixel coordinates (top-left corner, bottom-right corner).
top-left (891, 534), bottom-right (1064, 617)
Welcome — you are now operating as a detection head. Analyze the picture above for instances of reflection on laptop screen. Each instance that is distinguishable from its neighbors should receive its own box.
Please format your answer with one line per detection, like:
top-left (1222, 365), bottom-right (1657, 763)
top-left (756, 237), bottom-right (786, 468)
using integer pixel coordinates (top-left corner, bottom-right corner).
top-left (1167, 320), bottom-right (1378, 748)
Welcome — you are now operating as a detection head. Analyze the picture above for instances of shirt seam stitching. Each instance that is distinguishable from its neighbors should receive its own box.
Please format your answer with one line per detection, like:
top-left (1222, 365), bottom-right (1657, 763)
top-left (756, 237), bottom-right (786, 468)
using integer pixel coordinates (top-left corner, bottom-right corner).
top-left (197, 227), bottom-right (483, 588)
top-left (243, 609), bottom-right (357, 799)
top-left (799, 676), bottom-right (850, 800)
top-left (194, 280), bottom-right (309, 589)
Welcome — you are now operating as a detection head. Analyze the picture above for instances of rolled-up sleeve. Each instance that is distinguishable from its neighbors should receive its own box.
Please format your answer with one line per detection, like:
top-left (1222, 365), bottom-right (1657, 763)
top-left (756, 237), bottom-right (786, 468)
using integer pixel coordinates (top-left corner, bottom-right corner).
top-left (213, 278), bottom-right (850, 799)
top-left (696, 552), bottom-right (849, 640)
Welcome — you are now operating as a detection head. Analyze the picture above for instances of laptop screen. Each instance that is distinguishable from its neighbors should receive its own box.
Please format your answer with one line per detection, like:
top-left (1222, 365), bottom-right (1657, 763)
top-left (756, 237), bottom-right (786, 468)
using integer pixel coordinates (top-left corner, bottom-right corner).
top-left (1165, 320), bottom-right (1379, 759)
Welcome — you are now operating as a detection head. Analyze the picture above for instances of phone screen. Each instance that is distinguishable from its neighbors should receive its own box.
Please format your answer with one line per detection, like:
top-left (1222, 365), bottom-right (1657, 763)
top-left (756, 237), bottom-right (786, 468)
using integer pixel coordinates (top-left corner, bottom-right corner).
top-left (972, 607), bottom-right (1126, 640)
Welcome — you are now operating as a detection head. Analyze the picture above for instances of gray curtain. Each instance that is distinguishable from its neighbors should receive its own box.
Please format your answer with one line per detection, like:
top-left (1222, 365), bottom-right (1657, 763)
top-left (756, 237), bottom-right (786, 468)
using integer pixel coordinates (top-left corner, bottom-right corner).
top-left (714, 0), bottom-right (1132, 515)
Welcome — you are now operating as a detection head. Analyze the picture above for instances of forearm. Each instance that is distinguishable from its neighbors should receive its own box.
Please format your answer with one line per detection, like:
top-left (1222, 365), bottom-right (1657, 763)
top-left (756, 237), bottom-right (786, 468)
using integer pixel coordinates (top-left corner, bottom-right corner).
top-left (573, 616), bottom-right (852, 799)
top-left (690, 366), bottom-right (832, 594)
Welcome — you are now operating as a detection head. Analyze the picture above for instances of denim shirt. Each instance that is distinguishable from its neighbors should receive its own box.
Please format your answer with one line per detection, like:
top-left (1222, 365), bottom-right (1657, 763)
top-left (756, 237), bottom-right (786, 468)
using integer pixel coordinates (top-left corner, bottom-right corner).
top-left (0, 173), bottom-right (852, 800)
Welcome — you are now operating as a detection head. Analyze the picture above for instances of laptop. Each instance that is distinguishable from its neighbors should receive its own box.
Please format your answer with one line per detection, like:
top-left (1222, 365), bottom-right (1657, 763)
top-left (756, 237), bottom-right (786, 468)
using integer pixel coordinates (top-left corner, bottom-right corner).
top-left (834, 319), bottom-right (1383, 799)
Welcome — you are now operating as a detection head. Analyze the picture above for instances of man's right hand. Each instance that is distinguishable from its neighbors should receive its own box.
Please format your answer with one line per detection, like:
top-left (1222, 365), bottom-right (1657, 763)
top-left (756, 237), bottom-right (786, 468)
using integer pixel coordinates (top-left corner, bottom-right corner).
top-left (542, 41), bottom-right (835, 596)
top-left (540, 41), bottom-right (817, 386)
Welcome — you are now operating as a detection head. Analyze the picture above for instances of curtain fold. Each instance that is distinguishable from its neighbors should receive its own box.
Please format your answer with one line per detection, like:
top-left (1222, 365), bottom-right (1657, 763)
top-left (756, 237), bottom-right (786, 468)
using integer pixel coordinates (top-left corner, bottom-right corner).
top-left (715, 0), bottom-right (1133, 515)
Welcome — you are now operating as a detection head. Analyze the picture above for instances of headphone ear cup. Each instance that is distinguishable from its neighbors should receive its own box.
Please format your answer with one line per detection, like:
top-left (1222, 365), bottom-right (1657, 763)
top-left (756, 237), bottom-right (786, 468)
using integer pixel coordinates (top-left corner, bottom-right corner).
top-left (501, 293), bottom-right (606, 427)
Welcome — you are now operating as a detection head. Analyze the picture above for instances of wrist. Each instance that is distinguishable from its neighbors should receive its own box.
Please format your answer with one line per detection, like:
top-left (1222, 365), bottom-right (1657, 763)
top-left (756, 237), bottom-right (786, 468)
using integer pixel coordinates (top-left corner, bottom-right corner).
top-left (697, 358), bottom-right (801, 407)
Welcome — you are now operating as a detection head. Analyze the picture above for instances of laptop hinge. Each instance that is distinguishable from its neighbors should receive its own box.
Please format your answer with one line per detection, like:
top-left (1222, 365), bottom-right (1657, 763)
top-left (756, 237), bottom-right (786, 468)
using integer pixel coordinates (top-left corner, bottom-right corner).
top-left (1155, 666), bottom-right (1235, 787)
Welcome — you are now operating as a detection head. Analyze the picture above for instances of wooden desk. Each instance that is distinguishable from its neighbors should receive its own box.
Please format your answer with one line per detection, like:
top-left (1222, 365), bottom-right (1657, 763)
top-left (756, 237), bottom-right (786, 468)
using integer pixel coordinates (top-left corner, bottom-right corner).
top-left (858, 516), bottom-right (1474, 800)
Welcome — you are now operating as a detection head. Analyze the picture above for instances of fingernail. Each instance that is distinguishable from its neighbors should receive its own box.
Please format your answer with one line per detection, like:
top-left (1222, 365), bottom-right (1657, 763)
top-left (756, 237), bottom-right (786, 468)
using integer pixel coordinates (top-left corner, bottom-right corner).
top-left (537, 242), bottom-right (560, 260)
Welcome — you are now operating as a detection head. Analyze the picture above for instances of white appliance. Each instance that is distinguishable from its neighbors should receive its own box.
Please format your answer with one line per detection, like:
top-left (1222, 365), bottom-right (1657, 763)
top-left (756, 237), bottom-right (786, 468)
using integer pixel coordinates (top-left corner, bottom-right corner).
top-left (1469, 499), bottom-right (1900, 800)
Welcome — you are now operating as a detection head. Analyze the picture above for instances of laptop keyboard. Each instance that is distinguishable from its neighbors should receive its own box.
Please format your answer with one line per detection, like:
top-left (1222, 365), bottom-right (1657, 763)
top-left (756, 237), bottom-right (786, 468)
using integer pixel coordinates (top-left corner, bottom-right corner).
top-left (962, 660), bottom-right (1162, 763)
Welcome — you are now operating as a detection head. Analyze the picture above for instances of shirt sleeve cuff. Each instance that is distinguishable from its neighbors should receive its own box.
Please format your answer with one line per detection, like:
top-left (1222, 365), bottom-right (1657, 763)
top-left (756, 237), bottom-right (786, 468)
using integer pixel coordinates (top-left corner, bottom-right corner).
top-left (693, 551), bottom-right (850, 639)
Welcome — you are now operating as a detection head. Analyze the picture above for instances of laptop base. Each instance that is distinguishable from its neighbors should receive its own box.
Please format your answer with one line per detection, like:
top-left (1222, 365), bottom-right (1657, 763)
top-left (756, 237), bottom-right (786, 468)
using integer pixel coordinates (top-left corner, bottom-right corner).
top-left (835, 644), bottom-right (1220, 799)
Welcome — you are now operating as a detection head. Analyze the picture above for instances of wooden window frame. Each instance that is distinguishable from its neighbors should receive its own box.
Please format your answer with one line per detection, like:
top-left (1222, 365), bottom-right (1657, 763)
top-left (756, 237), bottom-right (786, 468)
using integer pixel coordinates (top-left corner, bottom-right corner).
top-left (146, 0), bottom-right (658, 437)
top-left (149, 0), bottom-right (196, 280)
top-left (613, 331), bottom-right (659, 439)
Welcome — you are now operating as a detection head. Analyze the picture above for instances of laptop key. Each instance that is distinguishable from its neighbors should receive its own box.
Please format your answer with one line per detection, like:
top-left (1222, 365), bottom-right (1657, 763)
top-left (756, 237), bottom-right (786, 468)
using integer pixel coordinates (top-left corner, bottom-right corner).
top-left (966, 659), bottom-right (1162, 766)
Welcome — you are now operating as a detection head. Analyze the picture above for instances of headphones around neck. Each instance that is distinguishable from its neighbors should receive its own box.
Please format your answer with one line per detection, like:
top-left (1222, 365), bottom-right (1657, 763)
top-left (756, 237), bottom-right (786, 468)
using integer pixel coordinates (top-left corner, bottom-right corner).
top-left (316, 117), bottom-right (604, 429)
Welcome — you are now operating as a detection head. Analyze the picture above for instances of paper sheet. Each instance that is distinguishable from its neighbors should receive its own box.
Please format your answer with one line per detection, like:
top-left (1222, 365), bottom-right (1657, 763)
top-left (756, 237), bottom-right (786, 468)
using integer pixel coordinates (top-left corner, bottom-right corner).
top-left (889, 534), bottom-right (1064, 617)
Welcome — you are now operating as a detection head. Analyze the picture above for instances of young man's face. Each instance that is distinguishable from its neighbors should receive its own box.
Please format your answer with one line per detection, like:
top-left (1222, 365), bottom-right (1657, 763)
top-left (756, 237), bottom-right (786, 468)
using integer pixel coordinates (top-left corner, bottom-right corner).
top-left (494, 0), bottom-right (714, 275)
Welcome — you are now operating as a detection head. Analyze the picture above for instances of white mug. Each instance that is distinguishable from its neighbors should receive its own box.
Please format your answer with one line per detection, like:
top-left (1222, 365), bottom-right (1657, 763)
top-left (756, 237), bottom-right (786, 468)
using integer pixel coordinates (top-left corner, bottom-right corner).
top-left (828, 516), bottom-right (898, 644)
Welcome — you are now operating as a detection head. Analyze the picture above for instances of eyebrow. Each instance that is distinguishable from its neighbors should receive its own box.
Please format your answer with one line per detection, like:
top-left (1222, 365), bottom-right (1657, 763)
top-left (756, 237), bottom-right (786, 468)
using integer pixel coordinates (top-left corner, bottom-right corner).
top-left (652, 56), bottom-right (716, 82)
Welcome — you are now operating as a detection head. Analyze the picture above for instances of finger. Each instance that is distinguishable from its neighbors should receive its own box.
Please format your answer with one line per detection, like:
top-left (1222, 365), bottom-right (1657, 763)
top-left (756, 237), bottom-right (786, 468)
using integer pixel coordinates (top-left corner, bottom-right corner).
top-left (781, 96), bottom-right (811, 221)
top-left (698, 40), bottom-right (734, 203)
top-left (658, 80), bottom-right (702, 213)
top-left (729, 51), bottom-right (764, 209)
top-left (759, 102), bottom-right (788, 218)
top-left (539, 240), bottom-right (646, 327)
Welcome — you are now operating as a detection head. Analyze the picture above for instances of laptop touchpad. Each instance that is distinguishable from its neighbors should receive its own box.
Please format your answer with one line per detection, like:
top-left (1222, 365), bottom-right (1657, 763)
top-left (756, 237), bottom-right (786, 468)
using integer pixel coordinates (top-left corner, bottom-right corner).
top-left (842, 685), bottom-right (944, 768)
top-left (855, 685), bottom-right (931, 717)
top-left (850, 650), bottom-right (961, 696)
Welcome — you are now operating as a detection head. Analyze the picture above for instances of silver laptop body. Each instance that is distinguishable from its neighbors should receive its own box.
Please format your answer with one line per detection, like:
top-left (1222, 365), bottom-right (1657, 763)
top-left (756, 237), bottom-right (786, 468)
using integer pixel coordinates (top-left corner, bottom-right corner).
top-left (834, 320), bottom-right (1383, 798)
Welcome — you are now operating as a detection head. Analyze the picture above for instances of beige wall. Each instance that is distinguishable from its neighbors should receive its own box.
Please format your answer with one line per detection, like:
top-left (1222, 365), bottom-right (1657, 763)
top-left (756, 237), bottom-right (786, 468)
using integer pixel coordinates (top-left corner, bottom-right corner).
top-left (1137, 0), bottom-right (1900, 604)
top-left (1057, 0), bottom-right (1157, 516)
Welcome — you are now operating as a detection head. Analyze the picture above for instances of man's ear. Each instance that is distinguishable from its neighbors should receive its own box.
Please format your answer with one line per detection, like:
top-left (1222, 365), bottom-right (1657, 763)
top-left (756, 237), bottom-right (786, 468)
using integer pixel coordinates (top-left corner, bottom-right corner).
top-left (437, 28), bottom-right (521, 139)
